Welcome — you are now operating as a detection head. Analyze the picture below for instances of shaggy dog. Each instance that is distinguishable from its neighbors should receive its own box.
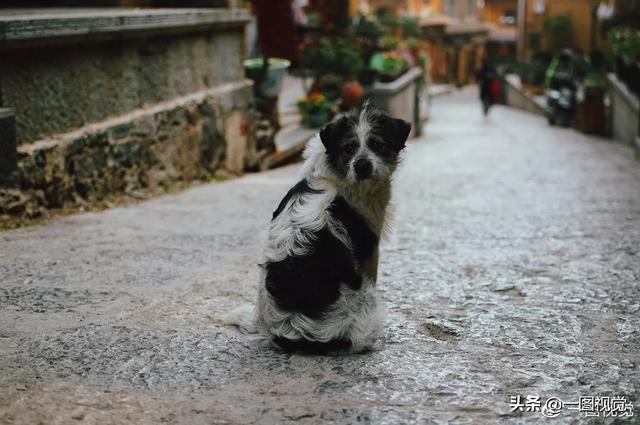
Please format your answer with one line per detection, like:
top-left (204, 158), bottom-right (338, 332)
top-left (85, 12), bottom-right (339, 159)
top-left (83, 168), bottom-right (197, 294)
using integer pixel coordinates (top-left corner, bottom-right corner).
top-left (231, 104), bottom-right (410, 354)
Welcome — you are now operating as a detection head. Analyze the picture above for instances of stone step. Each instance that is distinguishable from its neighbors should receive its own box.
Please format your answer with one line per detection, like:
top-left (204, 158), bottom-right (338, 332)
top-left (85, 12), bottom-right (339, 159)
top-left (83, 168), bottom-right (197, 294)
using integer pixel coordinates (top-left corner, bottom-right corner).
top-left (259, 123), bottom-right (315, 170)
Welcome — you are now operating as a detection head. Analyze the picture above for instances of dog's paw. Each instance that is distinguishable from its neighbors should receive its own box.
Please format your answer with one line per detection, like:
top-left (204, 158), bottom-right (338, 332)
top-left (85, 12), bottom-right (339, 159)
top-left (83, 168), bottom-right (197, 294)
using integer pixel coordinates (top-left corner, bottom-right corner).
top-left (222, 303), bottom-right (257, 333)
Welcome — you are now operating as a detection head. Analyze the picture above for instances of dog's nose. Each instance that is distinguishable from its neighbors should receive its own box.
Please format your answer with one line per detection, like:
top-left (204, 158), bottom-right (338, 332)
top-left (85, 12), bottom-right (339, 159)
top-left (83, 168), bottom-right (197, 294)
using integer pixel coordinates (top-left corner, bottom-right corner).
top-left (354, 158), bottom-right (373, 180)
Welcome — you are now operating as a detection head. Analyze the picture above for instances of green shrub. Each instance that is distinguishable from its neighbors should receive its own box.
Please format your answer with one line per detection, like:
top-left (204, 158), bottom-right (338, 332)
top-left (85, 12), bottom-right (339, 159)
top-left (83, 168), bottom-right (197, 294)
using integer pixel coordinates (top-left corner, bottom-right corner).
top-left (300, 37), bottom-right (364, 79)
top-left (399, 16), bottom-right (421, 38)
top-left (516, 59), bottom-right (547, 86)
top-left (378, 34), bottom-right (400, 51)
top-left (608, 26), bottom-right (640, 64)
top-left (543, 13), bottom-right (572, 54)
top-left (369, 51), bottom-right (408, 81)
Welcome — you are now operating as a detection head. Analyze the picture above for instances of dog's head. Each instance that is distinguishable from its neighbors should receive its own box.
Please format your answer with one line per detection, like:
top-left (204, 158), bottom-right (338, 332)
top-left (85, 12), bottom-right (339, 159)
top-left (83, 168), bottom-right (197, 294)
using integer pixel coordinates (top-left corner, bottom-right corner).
top-left (319, 104), bottom-right (411, 183)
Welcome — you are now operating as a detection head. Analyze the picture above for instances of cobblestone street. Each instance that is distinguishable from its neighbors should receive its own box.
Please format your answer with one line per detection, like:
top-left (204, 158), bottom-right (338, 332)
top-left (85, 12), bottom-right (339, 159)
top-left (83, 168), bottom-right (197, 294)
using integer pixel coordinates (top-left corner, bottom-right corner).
top-left (1, 88), bottom-right (639, 424)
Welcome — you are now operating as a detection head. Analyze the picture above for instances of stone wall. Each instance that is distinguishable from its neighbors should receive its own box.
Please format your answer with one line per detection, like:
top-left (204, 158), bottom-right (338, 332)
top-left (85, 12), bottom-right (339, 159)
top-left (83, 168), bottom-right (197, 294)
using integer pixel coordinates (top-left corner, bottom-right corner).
top-left (0, 8), bottom-right (249, 146)
top-left (1, 81), bottom-right (256, 218)
top-left (0, 9), bottom-right (270, 220)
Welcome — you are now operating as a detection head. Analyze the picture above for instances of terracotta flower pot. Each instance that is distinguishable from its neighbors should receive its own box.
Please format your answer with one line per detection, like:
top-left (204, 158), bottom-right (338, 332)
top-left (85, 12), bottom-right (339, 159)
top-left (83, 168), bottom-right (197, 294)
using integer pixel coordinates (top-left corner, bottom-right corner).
top-left (340, 80), bottom-right (363, 110)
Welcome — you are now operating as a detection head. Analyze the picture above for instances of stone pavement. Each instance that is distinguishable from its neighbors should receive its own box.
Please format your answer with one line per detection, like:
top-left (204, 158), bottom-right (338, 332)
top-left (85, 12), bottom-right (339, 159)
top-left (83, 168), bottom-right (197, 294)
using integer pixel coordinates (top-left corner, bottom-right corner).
top-left (1, 88), bottom-right (639, 424)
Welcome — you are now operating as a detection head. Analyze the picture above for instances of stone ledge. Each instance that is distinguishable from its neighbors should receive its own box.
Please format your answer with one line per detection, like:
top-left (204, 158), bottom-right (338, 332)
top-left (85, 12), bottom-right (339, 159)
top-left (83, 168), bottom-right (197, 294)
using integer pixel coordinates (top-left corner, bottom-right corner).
top-left (502, 73), bottom-right (546, 117)
top-left (18, 80), bottom-right (253, 156)
top-left (368, 67), bottom-right (423, 95)
top-left (0, 8), bottom-right (250, 48)
top-left (607, 73), bottom-right (640, 147)
top-left (607, 73), bottom-right (640, 111)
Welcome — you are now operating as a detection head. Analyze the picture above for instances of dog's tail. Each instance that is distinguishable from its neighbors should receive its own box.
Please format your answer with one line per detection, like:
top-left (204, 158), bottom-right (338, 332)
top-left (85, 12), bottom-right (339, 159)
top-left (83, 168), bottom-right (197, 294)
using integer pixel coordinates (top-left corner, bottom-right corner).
top-left (222, 303), bottom-right (259, 334)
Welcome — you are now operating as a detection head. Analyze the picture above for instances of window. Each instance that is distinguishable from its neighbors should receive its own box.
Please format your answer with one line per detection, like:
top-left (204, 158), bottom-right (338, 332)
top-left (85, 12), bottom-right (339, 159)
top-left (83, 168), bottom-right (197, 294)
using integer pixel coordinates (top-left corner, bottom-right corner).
top-left (468, 0), bottom-right (477, 17)
top-left (445, 0), bottom-right (457, 17)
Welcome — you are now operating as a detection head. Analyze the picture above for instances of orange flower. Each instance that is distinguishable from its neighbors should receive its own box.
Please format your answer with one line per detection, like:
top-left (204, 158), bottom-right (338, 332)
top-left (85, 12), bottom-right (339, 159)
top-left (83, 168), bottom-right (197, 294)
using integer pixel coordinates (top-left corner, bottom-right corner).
top-left (307, 92), bottom-right (325, 103)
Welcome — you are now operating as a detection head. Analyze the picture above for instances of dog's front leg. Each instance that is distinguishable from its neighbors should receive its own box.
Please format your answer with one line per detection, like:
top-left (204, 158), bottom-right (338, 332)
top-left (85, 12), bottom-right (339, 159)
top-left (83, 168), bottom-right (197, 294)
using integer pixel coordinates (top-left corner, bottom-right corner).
top-left (362, 243), bottom-right (380, 284)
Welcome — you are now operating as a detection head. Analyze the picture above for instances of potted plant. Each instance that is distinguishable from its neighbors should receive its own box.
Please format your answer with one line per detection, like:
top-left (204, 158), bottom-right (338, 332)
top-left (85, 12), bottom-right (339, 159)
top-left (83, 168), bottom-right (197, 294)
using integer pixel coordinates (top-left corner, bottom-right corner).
top-left (244, 57), bottom-right (291, 98)
top-left (369, 50), bottom-right (409, 83)
top-left (353, 14), bottom-right (383, 64)
top-left (301, 36), bottom-right (365, 112)
top-left (297, 92), bottom-right (335, 128)
top-left (309, 74), bottom-right (343, 101)
top-left (341, 80), bottom-right (364, 110)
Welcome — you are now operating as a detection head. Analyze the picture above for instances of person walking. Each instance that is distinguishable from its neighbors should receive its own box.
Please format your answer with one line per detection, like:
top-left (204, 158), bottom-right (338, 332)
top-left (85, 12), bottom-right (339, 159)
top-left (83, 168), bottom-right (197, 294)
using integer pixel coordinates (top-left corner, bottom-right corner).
top-left (476, 58), bottom-right (496, 116)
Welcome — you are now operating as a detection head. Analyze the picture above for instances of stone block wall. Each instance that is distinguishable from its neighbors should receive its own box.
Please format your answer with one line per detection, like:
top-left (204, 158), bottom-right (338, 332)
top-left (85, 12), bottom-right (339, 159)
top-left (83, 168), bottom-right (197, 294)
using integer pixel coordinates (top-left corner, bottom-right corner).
top-left (1, 81), bottom-right (256, 217)
top-left (0, 9), bottom-right (249, 146)
top-left (0, 9), bottom-right (273, 220)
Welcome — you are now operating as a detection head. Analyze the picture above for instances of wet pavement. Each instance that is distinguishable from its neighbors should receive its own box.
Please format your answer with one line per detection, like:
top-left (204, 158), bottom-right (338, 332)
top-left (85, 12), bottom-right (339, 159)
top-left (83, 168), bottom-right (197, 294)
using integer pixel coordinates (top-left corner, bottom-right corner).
top-left (1, 88), bottom-right (639, 424)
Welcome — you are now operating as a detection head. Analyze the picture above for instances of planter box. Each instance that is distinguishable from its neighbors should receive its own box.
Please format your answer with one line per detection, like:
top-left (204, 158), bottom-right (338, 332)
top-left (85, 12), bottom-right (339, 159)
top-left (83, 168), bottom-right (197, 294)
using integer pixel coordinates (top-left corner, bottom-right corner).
top-left (574, 87), bottom-right (606, 135)
top-left (364, 67), bottom-right (425, 137)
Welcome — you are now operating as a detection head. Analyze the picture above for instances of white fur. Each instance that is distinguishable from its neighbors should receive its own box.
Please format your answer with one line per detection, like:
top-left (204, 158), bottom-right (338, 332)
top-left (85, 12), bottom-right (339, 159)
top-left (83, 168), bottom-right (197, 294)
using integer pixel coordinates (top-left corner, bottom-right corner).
top-left (222, 303), bottom-right (258, 333)
top-left (256, 276), bottom-right (384, 352)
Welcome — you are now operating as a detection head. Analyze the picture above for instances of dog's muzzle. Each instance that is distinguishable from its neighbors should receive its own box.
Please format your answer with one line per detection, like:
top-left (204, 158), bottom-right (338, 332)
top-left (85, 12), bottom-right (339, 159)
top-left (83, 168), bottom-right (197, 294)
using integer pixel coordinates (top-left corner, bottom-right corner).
top-left (354, 158), bottom-right (373, 180)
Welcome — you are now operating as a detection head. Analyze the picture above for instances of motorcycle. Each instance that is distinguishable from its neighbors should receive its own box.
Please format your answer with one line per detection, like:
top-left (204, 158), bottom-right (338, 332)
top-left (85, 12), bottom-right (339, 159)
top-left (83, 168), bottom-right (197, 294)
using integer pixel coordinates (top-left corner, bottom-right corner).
top-left (546, 82), bottom-right (576, 127)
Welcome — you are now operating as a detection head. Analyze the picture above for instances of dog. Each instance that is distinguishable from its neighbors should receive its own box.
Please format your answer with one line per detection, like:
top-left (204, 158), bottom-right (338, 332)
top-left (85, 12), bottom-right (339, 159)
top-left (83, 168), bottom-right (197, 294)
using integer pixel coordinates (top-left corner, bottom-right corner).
top-left (230, 104), bottom-right (410, 354)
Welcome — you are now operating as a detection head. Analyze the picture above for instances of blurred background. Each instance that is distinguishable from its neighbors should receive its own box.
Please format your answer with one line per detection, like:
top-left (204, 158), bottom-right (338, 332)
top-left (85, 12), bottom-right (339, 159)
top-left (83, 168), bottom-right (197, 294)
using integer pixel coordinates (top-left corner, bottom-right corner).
top-left (0, 0), bottom-right (638, 224)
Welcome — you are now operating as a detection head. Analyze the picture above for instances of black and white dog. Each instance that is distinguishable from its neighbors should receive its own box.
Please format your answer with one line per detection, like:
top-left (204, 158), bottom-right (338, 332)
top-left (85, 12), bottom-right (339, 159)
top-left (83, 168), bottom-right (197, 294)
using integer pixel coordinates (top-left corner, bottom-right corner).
top-left (232, 104), bottom-right (410, 353)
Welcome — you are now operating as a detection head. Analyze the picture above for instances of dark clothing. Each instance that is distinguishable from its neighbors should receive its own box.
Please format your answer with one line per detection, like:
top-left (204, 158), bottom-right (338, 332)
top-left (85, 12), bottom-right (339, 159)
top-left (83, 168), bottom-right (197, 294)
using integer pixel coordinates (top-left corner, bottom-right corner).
top-left (476, 63), bottom-right (496, 100)
top-left (476, 63), bottom-right (496, 115)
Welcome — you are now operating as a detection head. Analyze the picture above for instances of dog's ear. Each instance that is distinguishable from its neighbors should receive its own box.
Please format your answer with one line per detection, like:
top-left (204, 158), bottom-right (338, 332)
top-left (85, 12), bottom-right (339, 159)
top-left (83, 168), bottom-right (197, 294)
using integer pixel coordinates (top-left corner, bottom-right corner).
top-left (390, 118), bottom-right (411, 151)
top-left (319, 117), bottom-right (348, 152)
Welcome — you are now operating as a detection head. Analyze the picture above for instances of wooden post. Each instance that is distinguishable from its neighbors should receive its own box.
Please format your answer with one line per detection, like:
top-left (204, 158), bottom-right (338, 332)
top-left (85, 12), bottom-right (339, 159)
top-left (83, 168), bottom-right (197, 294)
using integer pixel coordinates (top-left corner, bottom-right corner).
top-left (517, 0), bottom-right (527, 60)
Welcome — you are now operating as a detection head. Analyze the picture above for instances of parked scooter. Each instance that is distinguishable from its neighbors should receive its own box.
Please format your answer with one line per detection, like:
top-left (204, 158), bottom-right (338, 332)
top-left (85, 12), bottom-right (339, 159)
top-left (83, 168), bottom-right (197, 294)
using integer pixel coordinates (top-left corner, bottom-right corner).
top-left (546, 81), bottom-right (576, 127)
top-left (545, 50), bottom-right (583, 127)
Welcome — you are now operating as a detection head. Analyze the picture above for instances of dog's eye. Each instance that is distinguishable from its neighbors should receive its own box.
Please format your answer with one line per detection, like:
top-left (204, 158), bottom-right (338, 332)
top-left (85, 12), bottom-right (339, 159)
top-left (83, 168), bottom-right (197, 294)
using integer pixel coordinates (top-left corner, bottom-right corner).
top-left (370, 138), bottom-right (385, 150)
top-left (343, 144), bottom-right (357, 155)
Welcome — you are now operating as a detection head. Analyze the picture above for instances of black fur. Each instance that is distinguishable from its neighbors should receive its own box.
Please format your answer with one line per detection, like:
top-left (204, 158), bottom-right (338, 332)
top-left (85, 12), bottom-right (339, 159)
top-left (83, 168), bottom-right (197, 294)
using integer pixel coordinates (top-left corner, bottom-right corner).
top-left (272, 179), bottom-right (321, 220)
top-left (368, 109), bottom-right (411, 152)
top-left (328, 196), bottom-right (378, 262)
top-left (272, 336), bottom-right (352, 354)
top-left (265, 227), bottom-right (359, 317)
top-left (319, 108), bottom-right (410, 178)
top-left (265, 196), bottom-right (378, 318)
top-left (319, 116), bottom-right (358, 178)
